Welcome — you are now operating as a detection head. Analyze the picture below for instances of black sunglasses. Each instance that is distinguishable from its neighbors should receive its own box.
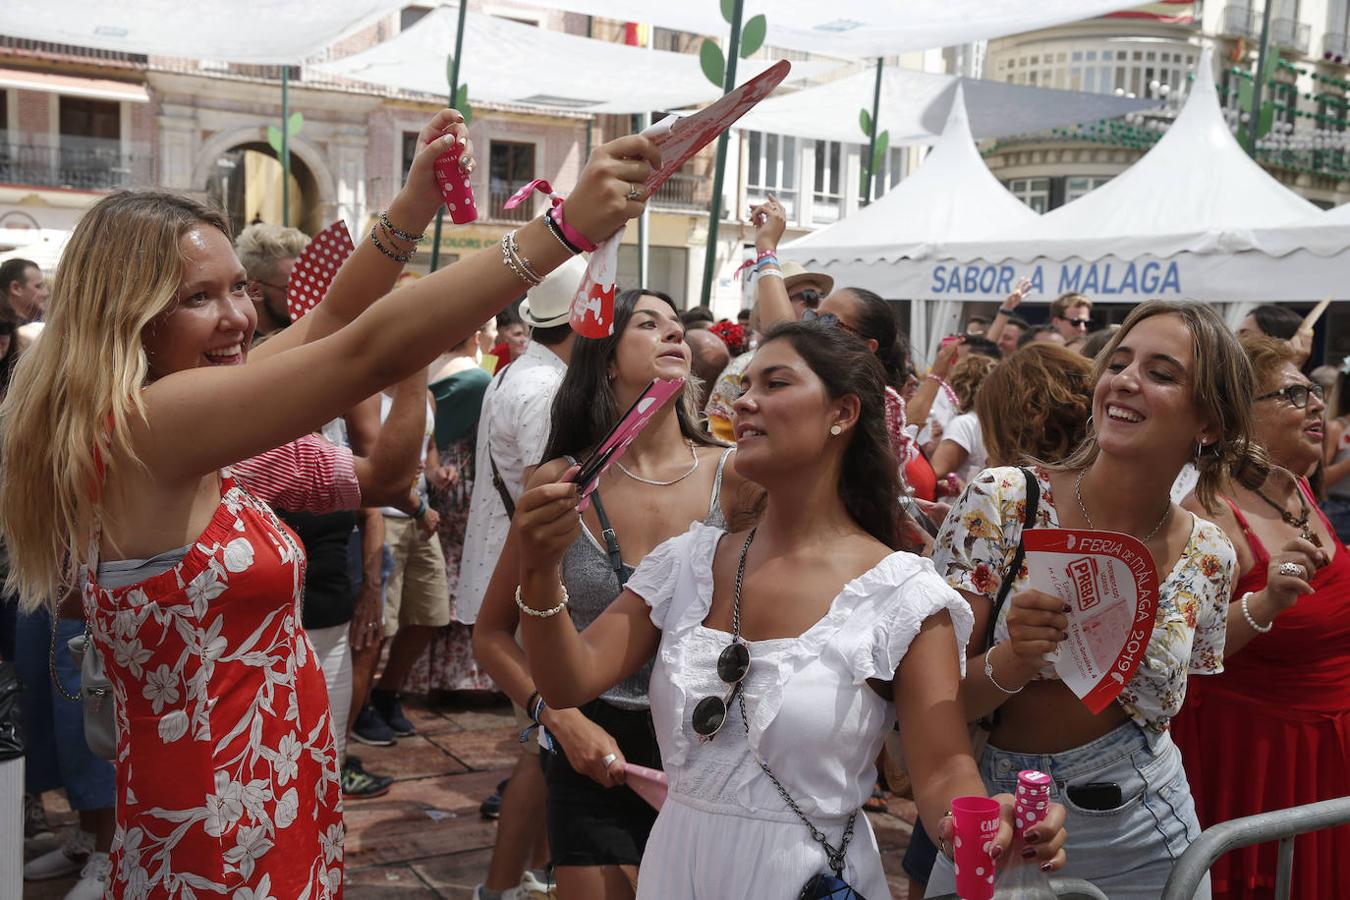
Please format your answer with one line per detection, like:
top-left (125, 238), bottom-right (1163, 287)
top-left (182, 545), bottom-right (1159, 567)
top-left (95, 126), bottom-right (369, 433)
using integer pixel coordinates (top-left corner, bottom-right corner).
top-left (793, 288), bottom-right (822, 308)
top-left (1256, 382), bottom-right (1324, 410)
top-left (1064, 317), bottom-right (1091, 329)
top-left (691, 638), bottom-right (750, 742)
top-left (801, 308), bottom-right (861, 337)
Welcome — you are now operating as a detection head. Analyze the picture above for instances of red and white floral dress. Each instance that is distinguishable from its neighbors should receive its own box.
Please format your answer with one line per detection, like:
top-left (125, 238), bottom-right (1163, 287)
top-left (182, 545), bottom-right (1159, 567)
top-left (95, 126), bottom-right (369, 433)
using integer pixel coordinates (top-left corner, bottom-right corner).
top-left (83, 470), bottom-right (344, 899)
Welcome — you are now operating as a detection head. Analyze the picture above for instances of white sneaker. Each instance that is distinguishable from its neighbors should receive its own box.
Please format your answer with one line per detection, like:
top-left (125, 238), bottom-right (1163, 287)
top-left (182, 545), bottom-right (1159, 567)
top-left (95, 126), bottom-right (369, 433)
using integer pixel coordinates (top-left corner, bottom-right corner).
top-left (24, 829), bottom-right (94, 881)
top-left (473, 884), bottom-right (526, 900)
top-left (64, 851), bottom-right (111, 900)
top-left (520, 869), bottom-right (557, 897)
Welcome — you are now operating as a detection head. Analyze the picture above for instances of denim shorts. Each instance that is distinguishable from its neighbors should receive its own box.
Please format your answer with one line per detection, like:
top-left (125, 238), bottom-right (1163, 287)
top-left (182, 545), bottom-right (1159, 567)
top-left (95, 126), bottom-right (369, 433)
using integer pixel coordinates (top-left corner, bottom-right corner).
top-left (925, 722), bottom-right (1209, 900)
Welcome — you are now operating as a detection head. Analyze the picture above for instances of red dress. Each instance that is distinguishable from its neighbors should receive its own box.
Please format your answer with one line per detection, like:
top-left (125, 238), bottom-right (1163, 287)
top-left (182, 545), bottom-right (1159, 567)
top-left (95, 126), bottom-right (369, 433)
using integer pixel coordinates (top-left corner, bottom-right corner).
top-left (1172, 481), bottom-right (1350, 899)
top-left (83, 471), bottom-right (344, 899)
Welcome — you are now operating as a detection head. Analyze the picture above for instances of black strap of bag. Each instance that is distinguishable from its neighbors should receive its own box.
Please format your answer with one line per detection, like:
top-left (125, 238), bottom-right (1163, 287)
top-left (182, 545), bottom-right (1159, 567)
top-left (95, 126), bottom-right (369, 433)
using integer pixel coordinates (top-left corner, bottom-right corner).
top-left (485, 363), bottom-right (518, 518)
top-left (984, 466), bottom-right (1041, 652)
top-left (590, 490), bottom-right (633, 587)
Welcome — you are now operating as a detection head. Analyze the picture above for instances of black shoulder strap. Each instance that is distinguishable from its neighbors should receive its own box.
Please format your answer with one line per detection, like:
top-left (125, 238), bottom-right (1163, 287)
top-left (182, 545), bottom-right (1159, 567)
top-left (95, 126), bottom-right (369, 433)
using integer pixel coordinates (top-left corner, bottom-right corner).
top-left (984, 466), bottom-right (1040, 651)
top-left (589, 489), bottom-right (632, 587)
top-left (486, 363), bottom-right (517, 519)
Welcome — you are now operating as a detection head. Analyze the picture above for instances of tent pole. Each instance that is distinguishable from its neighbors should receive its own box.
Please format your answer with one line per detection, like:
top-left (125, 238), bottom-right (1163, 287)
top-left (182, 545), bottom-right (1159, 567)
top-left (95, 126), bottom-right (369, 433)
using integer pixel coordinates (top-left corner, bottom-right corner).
top-left (281, 67), bottom-right (290, 226)
top-left (1245, 0), bottom-right (1274, 154)
top-left (862, 57), bottom-right (884, 207)
top-left (637, 24), bottom-right (653, 289)
top-left (698, 0), bottom-right (745, 309)
top-left (430, 1), bottom-right (469, 273)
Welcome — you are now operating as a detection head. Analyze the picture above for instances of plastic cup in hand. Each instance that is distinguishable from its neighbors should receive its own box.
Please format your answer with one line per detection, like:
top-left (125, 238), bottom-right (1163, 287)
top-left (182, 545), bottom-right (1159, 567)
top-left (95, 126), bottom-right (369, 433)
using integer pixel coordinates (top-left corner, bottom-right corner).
top-left (433, 143), bottom-right (478, 224)
top-left (952, 795), bottom-right (1002, 900)
top-left (1015, 770), bottom-right (1052, 834)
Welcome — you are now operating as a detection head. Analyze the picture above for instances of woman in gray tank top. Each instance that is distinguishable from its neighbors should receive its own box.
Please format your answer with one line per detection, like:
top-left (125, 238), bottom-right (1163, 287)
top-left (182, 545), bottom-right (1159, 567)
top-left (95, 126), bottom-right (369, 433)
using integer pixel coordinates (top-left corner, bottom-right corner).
top-left (474, 289), bottom-right (760, 900)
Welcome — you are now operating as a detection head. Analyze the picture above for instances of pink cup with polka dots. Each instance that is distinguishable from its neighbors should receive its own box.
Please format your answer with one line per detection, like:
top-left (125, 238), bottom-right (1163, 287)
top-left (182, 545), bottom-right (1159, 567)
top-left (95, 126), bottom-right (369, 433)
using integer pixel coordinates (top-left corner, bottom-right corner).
top-left (434, 143), bottom-right (478, 224)
top-left (951, 795), bottom-right (1001, 900)
top-left (1015, 770), bottom-right (1053, 839)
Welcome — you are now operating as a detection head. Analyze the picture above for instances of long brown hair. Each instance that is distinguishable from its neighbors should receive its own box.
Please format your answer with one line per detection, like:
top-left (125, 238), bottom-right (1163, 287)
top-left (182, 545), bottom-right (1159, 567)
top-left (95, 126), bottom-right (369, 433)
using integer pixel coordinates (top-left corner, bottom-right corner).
top-left (0, 191), bottom-right (231, 610)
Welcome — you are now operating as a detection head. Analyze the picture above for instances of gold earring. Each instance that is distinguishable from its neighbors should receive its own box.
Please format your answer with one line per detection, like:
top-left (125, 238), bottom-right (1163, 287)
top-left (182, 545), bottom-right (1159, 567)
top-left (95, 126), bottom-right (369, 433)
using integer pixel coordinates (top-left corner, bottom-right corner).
top-left (829, 425), bottom-right (843, 436)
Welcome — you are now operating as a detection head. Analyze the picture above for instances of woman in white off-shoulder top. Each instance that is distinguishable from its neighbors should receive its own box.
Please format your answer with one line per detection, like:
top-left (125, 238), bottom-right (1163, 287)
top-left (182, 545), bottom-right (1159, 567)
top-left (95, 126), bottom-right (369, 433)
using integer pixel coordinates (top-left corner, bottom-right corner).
top-left (514, 321), bottom-right (1069, 898)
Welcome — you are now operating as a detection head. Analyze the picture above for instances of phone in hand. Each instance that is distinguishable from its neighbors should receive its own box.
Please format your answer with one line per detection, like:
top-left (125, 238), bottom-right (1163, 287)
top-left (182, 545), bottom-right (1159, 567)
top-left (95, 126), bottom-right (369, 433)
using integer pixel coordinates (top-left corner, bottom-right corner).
top-left (940, 335), bottom-right (963, 349)
top-left (571, 378), bottom-right (686, 502)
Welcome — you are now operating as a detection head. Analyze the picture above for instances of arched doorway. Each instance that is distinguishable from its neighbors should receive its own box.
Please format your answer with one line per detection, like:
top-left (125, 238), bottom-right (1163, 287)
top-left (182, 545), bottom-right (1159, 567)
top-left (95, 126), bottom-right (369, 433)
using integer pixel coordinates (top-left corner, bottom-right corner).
top-left (205, 142), bottom-right (322, 235)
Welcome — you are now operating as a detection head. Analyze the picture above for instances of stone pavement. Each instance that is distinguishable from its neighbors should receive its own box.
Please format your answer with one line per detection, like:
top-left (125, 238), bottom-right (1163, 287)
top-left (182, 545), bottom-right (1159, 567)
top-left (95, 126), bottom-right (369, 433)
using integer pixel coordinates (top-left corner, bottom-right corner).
top-left (28, 696), bottom-right (921, 898)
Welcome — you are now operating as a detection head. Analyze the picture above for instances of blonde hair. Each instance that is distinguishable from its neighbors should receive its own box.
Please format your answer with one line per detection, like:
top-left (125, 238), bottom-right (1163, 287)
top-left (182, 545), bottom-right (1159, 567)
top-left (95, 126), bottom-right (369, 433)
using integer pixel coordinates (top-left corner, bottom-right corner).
top-left (948, 354), bottom-right (997, 412)
top-left (977, 343), bottom-right (1092, 468)
top-left (235, 222), bottom-right (308, 283)
top-left (0, 191), bottom-right (231, 611)
top-left (1239, 333), bottom-right (1298, 390)
top-left (1045, 300), bottom-right (1266, 512)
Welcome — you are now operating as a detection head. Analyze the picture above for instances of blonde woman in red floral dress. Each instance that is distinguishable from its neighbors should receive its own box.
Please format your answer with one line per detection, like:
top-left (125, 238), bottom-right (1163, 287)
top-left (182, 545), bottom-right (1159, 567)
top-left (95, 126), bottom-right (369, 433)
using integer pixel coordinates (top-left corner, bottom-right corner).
top-left (0, 107), bottom-right (655, 898)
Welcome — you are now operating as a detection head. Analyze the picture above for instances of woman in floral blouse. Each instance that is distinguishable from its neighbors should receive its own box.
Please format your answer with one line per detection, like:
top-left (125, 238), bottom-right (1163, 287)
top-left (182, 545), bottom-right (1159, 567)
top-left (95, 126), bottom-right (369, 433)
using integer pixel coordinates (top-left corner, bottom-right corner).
top-left (924, 300), bottom-right (1269, 899)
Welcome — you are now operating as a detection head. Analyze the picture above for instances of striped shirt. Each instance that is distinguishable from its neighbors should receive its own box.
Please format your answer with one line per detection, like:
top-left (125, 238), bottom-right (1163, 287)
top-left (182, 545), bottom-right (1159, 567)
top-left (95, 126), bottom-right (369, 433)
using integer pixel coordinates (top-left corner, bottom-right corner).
top-left (232, 434), bottom-right (361, 514)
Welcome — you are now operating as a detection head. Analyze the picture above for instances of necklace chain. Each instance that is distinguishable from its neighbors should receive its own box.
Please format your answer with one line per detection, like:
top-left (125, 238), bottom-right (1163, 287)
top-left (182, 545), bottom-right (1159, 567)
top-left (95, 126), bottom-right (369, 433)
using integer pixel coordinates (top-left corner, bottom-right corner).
top-left (1252, 475), bottom-right (1321, 547)
top-left (1074, 468), bottom-right (1172, 544)
top-left (614, 440), bottom-right (699, 487)
top-left (729, 528), bottom-right (856, 876)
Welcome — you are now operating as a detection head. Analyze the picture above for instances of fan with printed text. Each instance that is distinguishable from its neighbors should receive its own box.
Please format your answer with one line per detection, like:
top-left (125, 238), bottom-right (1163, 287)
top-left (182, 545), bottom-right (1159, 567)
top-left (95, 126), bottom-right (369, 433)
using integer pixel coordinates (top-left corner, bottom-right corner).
top-left (287, 221), bottom-right (355, 322)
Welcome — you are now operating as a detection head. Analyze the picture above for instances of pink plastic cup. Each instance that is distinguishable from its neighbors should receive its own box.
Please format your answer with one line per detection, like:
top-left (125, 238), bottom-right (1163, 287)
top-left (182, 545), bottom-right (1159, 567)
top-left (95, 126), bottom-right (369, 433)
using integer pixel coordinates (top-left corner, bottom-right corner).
top-left (1015, 770), bottom-right (1053, 837)
top-left (433, 142), bottom-right (478, 224)
top-left (951, 795), bottom-right (1002, 900)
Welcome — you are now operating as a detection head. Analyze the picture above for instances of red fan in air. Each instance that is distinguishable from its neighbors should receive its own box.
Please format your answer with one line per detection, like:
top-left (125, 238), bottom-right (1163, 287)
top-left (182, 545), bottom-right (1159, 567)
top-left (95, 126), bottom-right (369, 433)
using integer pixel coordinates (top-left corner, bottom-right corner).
top-left (287, 221), bottom-right (355, 322)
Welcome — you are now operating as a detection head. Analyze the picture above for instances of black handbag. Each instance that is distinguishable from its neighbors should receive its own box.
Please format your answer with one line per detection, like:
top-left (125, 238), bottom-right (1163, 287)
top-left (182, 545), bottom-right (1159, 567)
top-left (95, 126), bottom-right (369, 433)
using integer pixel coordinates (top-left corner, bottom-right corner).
top-left (799, 873), bottom-right (867, 899)
top-left (0, 660), bottom-right (24, 761)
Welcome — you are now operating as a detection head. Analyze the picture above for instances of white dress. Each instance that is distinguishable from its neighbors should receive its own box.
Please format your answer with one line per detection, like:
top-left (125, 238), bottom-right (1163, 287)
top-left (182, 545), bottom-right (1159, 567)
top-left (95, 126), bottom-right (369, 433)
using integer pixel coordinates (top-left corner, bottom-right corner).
top-left (625, 522), bottom-right (974, 900)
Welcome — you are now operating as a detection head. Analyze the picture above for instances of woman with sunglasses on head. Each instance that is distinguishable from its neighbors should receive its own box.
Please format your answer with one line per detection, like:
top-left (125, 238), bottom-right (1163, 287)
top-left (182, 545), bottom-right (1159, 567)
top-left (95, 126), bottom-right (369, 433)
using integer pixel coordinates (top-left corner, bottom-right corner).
top-left (925, 300), bottom-right (1268, 900)
top-left (1171, 335), bottom-right (1342, 900)
top-left (474, 288), bottom-right (760, 900)
top-left (0, 104), bottom-right (658, 899)
top-left (514, 321), bottom-right (1068, 899)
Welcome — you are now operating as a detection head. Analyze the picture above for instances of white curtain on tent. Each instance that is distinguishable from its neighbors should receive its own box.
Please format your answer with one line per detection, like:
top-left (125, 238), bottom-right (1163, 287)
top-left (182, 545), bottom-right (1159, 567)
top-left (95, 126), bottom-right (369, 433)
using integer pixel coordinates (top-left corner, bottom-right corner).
top-left (313, 6), bottom-right (833, 114)
top-left (0, 0), bottom-right (405, 63)
top-left (529, 0), bottom-right (1152, 57)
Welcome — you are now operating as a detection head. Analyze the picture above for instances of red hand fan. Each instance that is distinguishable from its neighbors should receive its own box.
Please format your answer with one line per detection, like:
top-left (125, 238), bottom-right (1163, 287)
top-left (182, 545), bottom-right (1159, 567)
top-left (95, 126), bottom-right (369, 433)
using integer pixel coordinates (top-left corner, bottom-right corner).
top-left (287, 221), bottom-right (355, 323)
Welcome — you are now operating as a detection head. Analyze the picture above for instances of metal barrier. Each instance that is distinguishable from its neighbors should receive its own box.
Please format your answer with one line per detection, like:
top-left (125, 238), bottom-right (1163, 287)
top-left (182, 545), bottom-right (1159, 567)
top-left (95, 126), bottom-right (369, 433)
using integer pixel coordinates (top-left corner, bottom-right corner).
top-left (931, 877), bottom-right (1108, 900)
top-left (1161, 796), bottom-right (1350, 900)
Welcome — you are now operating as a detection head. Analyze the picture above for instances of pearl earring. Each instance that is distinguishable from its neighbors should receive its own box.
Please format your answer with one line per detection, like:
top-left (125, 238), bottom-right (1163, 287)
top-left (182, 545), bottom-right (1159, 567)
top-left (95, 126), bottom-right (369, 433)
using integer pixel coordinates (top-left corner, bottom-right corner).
top-left (829, 425), bottom-right (843, 436)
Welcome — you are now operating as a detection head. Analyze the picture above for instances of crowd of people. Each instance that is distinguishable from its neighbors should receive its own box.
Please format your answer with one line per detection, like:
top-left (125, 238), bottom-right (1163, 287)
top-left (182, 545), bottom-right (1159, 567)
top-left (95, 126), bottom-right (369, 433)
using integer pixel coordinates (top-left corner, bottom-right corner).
top-left (0, 107), bottom-right (1345, 900)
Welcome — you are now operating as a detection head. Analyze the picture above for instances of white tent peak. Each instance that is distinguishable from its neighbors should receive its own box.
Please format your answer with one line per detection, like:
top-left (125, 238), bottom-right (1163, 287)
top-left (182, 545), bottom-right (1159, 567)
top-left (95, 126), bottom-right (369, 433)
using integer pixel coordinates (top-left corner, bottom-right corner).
top-left (1032, 45), bottom-right (1319, 243)
top-left (783, 83), bottom-right (1037, 263)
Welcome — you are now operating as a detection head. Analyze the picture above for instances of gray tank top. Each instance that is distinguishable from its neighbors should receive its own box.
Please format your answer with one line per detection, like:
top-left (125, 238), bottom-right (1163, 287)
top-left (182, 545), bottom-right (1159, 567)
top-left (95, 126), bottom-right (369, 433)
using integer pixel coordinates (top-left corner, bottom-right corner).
top-left (562, 448), bottom-right (734, 710)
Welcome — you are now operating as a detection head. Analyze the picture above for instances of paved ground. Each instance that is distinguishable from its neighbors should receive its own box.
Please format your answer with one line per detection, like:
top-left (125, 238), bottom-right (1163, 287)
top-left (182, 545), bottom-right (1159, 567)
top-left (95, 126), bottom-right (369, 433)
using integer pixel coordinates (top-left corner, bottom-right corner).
top-left (28, 696), bottom-right (920, 898)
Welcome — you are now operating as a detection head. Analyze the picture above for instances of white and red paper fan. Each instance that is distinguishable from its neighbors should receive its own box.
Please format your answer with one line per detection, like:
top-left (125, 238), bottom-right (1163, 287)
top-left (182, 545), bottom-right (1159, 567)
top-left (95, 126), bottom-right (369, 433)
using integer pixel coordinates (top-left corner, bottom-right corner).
top-left (287, 221), bottom-right (355, 322)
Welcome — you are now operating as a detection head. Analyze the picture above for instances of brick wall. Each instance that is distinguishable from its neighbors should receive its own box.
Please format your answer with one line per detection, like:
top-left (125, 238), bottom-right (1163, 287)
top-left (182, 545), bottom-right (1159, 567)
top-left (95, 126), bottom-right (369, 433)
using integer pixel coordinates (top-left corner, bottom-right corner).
top-left (14, 89), bottom-right (50, 135)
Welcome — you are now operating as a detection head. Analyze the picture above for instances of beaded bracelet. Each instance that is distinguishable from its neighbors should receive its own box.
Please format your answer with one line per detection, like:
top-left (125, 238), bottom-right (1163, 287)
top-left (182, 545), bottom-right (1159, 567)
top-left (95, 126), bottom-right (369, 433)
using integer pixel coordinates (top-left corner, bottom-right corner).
top-left (1240, 591), bottom-right (1274, 633)
top-left (370, 224), bottom-right (415, 263)
top-left (379, 210), bottom-right (425, 244)
top-left (515, 583), bottom-right (569, 618)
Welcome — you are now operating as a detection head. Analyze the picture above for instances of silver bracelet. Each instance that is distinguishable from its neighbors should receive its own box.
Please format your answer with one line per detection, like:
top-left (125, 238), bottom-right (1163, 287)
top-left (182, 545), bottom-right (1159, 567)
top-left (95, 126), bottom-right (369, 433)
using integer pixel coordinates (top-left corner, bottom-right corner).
top-left (515, 583), bottom-right (569, 618)
top-left (501, 230), bottom-right (544, 286)
top-left (984, 643), bottom-right (1024, 694)
top-left (1240, 591), bottom-right (1273, 634)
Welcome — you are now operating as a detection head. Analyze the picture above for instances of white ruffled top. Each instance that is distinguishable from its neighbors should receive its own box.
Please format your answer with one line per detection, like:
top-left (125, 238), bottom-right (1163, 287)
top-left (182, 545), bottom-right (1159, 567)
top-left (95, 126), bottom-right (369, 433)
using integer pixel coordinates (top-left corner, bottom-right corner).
top-left (627, 522), bottom-right (974, 822)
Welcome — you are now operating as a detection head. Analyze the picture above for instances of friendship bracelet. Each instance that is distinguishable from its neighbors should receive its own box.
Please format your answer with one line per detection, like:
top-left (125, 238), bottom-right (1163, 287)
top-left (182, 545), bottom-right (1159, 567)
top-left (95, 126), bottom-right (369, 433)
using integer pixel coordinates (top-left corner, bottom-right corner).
top-left (544, 209), bottom-right (583, 255)
top-left (515, 583), bottom-right (569, 618)
top-left (530, 693), bottom-right (547, 724)
top-left (379, 210), bottom-right (425, 244)
top-left (413, 497), bottom-right (429, 520)
top-left (984, 644), bottom-right (1024, 694)
top-left (500, 230), bottom-right (544, 286)
top-left (370, 224), bottom-right (415, 263)
top-left (1240, 591), bottom-right (1274, 634)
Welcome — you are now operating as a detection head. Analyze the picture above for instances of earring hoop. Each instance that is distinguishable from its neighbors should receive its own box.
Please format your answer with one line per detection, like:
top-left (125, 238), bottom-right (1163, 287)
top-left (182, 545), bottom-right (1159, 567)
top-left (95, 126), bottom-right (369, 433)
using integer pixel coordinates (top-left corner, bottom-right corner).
top-left (829, 425), bottom-right (843, 436)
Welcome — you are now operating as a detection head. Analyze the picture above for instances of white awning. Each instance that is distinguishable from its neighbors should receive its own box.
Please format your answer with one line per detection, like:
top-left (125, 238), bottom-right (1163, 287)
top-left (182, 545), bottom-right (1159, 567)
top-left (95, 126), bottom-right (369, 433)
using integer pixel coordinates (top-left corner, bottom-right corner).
top-left (736, 67), bottom-right (1155, 145)
top-left (0, 0), bottom-right (406, 64)
top-left (0, 68), bottom-right (148, 103)
top-left (529, 0), bottom-right (1152, 57)
top-left (313, 6), bottom-right (835, 115)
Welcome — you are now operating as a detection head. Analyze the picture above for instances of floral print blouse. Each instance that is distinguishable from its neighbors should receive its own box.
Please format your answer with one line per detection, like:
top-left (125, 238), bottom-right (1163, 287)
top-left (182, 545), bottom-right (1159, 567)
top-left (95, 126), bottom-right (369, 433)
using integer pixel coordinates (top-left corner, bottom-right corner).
top-left (932, 466), bottom-right (1237, 733)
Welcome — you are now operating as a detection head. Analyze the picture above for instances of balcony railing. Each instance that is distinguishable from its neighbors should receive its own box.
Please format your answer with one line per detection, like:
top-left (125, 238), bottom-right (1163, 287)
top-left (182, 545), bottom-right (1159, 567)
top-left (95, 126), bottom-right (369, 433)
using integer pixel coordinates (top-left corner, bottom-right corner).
top-left (1221, 5), bottom-right (1259, 40)
top-left (0, 135), bottom-right (153, 191)
top-left (487, 187), bottom-right (534, 223)
top-left (1272, 18), bottom-right (1312, 55)
top-left (0, 34), bottom-right (146, 65)
top-left (650, 171), bottom-right (707, 211)
top-left (1323, 31), bottom-right (1350, 63)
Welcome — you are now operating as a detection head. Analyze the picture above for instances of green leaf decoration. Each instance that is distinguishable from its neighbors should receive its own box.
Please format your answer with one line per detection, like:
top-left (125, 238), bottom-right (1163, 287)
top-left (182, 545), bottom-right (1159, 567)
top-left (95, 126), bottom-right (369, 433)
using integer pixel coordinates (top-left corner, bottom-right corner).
top-left (455, 83), bottom-right (469, 111)
top-left (739, 14), bottom-right (766, 58)
top-left (859, 108), bottom-right (873, 137)
top-left (720, 0), bottom-right (736, 25)
top-left (873, 129), bottom-right (891, 167)
top-left (446, 54), bottom-right (456, 88)
top-left (287, 112), bottom-right (303, 136)
top-left (700, 39), bottom-right (726, 88)
top-left (266, 125), bottom-right (284, 156)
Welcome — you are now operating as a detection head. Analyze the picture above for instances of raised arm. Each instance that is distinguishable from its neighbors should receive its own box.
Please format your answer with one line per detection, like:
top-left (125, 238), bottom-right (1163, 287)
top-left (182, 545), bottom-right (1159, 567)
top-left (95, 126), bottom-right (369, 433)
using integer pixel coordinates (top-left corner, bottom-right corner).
top-left (250, 110), bottom-right (471, 361)
top-left (135, 135), bottom-right (660, 482)
top-left (512, 463), bottom-right (662, 708)
top-left (352, 372), bottom-right (427, 508)
top-left (984, 277), bottom-right (1030, 347)
top-left (747, 194), bottom-right (793, 330)
top-left (906, 338), bottom-right (961, 435)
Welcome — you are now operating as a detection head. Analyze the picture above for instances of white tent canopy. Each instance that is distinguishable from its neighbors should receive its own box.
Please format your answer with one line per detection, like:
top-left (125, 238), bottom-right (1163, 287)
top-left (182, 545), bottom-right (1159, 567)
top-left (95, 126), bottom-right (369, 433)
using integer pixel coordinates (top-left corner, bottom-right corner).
top-left (736, 67), bottom-right (1155, 145)
top-left (314, 6), bottom-right (833, 114)
top-left (0, 0), bottom-right (405, 64)
top-left (530, 0), bottom-right (1150, 58)
top-left (780, 86), bottom-right (1041, 356)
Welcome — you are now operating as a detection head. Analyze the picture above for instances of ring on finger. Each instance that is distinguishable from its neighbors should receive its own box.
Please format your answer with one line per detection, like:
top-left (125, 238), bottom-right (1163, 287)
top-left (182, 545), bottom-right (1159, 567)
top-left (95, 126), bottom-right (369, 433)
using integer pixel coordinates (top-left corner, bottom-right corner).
top-left (601, 752), bottom-right (618, 769)
top-left (625, 182), bottom-right (642, 202)
top-left (1278, 561), bottom-right (1307, 579)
